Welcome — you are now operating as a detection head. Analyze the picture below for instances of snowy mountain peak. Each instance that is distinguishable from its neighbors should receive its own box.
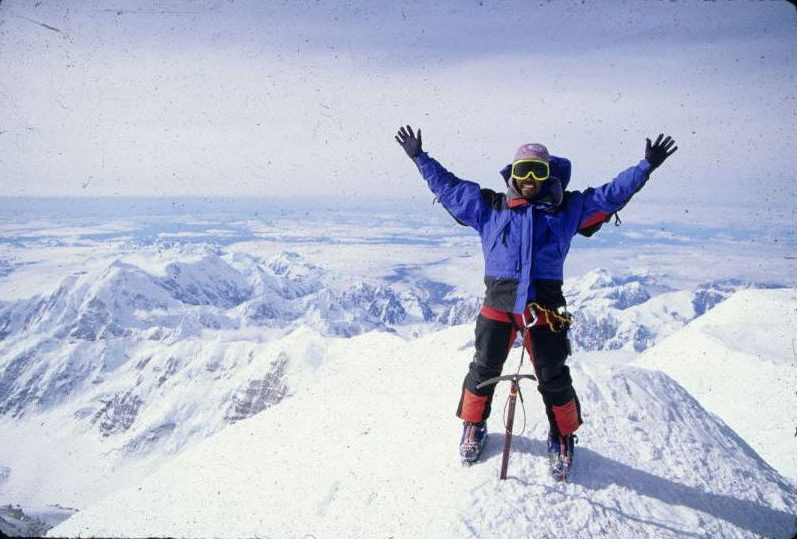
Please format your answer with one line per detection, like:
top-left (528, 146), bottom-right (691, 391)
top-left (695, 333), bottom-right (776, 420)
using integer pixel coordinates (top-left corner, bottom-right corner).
top-left (565, 268), bottom-right (661, 309)
top-left (160, 255), bottom-right (253, 308)
top-left (48, 324), bottom-right (797, 538)
top-left (579, 267), bottom-right (615, 288)
top-left (265, 251), bottom-right (322, 279)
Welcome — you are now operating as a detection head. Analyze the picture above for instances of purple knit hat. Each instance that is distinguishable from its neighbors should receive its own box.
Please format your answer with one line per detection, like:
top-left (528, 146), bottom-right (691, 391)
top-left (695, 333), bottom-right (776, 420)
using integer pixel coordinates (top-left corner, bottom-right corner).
top-left (513, 143), bottom-right (550, 163)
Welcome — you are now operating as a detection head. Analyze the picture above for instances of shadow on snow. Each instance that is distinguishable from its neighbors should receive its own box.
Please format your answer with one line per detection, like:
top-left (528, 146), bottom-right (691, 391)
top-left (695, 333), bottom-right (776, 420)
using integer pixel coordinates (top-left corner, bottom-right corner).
top-left (496, 437), bottom-right (796, 537)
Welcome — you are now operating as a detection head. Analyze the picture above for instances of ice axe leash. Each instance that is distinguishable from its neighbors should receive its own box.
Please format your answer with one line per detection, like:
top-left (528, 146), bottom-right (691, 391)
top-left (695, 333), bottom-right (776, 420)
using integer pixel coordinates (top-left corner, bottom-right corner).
top-left (475, 310), bottom-right (540, 481)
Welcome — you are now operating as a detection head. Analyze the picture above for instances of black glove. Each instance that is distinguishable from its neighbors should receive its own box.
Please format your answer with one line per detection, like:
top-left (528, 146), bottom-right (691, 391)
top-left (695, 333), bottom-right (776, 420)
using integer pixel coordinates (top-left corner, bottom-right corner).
top-left (645, 134), bottom-right (678, 171)
top-left (395, 125), bottom-right (423, 159)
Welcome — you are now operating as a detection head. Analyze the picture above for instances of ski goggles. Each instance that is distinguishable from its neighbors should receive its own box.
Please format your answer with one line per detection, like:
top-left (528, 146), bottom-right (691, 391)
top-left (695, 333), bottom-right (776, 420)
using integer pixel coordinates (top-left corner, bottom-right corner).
top-left (510, 159), bottom-right (550, 182)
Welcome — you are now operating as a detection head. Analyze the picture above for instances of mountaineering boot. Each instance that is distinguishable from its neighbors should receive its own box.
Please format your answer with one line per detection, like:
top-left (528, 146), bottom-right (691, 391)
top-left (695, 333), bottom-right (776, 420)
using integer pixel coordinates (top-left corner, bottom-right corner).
top-left (460, 421), bottom-right (487, 464)
top-left (548, 430), bottom-right (577, 481)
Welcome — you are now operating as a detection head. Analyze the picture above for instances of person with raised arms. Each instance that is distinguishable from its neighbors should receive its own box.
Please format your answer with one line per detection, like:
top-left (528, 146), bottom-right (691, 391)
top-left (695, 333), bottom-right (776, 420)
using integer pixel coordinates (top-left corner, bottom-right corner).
top-left (395, 125), bottom-right (677, 479)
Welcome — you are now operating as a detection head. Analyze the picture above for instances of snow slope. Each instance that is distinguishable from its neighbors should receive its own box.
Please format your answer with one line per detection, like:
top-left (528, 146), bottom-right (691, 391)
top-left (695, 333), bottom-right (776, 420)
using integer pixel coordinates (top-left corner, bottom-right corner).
top-left (0, 326), bottom-right (327, 510)
top-left (51, 325), bottom-right (797, 539)
top-left (636, 288), bottom-right (797, 483)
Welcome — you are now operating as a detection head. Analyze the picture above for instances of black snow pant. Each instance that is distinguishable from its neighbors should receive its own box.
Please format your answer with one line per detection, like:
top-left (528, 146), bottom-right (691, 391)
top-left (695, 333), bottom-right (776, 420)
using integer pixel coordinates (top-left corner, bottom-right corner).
top-left (456, 308), bottom-right (583, 436)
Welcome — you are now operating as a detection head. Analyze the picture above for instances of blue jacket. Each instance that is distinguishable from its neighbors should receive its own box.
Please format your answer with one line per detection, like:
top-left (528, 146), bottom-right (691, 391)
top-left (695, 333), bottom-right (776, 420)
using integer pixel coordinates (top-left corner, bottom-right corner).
top-left (413, 152), bottom-right (653, 313)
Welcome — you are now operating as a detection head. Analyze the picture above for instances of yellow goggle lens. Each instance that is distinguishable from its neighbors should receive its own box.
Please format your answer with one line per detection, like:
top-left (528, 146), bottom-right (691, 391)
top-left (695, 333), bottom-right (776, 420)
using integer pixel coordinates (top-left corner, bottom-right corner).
top-left (511, 159), bottom-right (550, 182)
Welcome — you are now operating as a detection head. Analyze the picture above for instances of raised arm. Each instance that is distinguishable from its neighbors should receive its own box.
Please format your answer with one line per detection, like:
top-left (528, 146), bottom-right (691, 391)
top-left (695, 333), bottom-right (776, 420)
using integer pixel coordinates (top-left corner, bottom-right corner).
top-left (395, 125), bottom-right (489, 231)
top-left (576, 134), bottom-right (678, 234)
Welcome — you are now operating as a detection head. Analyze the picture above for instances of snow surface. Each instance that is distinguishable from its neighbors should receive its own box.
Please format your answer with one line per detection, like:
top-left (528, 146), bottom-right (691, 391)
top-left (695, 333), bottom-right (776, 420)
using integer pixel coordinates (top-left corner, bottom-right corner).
top-left (636, 288), bottom-right (797, 483)
top-left (51, 324), bottom-right (796, 538)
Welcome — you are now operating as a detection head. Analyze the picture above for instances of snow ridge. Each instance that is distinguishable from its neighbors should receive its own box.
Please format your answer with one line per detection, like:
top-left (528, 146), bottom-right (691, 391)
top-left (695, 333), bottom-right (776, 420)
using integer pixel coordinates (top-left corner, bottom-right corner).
top-left (636, 288), bottom-right (797, 483)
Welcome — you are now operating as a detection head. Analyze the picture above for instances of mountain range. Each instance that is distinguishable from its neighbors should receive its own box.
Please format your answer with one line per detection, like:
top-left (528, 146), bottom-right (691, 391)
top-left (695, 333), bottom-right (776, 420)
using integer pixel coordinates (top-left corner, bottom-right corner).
top-left (0, 249), bottom-right (790, 536)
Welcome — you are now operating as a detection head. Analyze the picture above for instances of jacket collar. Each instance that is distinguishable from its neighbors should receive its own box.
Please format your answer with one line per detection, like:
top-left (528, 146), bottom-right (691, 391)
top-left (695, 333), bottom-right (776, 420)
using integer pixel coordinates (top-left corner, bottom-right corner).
top-left (506, 182), bottom-right (530, 208)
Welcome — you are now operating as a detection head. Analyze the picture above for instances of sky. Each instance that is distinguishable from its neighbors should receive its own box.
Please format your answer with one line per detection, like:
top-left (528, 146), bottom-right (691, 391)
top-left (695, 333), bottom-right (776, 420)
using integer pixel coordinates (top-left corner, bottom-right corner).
top-left (0, 0), bottom-right (795, 223)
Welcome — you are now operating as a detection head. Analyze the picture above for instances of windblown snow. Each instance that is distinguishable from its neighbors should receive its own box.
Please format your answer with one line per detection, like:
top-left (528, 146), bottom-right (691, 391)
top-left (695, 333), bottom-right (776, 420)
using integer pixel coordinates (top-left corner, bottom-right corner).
top-left (50, 291), bottom-right (797, 538)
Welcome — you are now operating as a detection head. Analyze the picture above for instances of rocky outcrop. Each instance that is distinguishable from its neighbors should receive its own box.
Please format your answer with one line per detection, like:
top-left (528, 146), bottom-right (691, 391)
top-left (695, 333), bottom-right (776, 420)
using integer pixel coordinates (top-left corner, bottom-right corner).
top-left (225, 353), bottom-right (289, 423)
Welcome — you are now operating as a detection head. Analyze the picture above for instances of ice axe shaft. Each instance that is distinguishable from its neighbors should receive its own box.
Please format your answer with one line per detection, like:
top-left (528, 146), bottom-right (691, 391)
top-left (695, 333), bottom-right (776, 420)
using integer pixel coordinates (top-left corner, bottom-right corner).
top-left (476, 373), bottom-right (536, 480)
top-left (500, 380), bottom-right (518, 480)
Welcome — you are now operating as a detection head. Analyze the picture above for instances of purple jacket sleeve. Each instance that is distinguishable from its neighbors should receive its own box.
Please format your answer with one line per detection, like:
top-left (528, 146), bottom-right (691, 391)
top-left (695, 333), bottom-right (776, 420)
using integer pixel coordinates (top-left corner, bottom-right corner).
top-left (413, 152), bottom-right (489, 232)
top-left (577, 159), bottom-right (653, 231)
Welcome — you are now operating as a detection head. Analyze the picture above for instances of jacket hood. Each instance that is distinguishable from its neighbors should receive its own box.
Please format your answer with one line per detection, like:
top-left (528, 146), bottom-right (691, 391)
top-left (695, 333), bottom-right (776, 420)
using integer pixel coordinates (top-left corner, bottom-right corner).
top-left (500, 155), bottom-right (572, 210)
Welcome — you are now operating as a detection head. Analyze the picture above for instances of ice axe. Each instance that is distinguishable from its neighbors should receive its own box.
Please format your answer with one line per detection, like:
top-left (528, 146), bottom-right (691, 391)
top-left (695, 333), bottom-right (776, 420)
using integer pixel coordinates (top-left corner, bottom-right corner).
top-left (477, 307), bottom-right (543, 480)
top-left (476, 372), bottom-right (537, 480)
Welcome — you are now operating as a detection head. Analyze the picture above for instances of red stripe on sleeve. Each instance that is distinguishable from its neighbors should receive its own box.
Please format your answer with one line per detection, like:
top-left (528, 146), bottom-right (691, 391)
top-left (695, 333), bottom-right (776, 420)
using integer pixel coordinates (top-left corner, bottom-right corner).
top-left (578, 211), bottom-right (609, 231)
